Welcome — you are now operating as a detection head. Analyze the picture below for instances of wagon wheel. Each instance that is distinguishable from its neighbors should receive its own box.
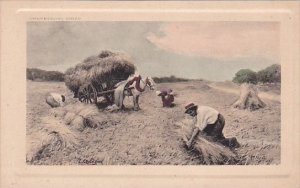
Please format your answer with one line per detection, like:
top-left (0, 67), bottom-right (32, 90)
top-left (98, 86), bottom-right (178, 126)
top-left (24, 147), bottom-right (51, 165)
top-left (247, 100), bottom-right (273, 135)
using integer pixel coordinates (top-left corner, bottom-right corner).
top-left (78, 84), bottom-right (97, 104)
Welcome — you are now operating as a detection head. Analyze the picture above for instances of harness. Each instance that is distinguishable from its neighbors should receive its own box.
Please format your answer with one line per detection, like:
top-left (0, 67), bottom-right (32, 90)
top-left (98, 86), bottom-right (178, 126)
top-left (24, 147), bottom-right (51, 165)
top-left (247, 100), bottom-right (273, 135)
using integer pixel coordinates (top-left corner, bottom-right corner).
top-left (126, 75), bottom-right (150, 92)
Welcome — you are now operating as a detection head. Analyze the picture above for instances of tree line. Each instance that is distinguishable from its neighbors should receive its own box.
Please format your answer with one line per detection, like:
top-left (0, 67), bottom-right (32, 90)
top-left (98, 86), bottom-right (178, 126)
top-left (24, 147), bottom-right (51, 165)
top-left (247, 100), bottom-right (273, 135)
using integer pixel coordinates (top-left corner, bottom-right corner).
top-left (152, 75), bottom-right (189, 83)
top-left (27, 68), bottom-right (65, 82)
top-left (232, 64), bottom-right (281, 84)
top-left (27, 64), bottom-right (280, 84)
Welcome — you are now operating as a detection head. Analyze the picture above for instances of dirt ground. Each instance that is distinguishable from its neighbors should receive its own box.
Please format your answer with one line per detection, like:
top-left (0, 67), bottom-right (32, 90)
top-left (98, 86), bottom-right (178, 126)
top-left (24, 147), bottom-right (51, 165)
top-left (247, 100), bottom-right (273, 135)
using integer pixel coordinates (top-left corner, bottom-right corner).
top-left (27, 80), bottom-right (281, 165)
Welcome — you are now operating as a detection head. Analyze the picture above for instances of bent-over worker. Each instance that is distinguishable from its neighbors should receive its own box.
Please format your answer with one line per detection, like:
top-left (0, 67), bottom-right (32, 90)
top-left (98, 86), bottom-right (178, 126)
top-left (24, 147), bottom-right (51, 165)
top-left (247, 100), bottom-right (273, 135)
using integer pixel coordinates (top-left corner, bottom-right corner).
top-left (156, 88), bottom-right (175, 107)
top-left (46, 93), bottom-right (66, 108)
top-left (184, 103), bottom-right (239, 148)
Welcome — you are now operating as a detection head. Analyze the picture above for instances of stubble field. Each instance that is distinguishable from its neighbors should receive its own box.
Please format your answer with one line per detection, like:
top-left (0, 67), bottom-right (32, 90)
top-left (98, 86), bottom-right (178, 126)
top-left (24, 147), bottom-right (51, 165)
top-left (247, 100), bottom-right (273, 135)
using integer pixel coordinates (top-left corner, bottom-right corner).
top-left (27, 80), bottom-right (280, 165)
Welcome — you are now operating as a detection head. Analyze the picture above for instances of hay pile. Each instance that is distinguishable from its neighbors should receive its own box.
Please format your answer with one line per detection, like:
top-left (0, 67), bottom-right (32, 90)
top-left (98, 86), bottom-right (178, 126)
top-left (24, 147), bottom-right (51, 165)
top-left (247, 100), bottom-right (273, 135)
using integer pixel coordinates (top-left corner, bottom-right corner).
top-left (26, 116), bottom-right (81, 163)
top-left (50, 103), bottom-right (104, 131)
top-left (65, 50), bottom-right (136, 97)
top-left (176, 118), bottom-right (239, 165)
top-left (232, 83), bottom-right (266, 110)
top-left (27, 103), bottom-right (112, 163)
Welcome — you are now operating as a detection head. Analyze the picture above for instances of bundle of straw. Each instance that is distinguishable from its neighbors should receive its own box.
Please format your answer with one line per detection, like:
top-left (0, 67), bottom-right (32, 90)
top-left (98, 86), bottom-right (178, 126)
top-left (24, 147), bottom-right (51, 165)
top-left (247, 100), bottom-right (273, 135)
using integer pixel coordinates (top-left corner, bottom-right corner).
top-left (50, 103), bottom-right (101, 131)
top-left (27, 102), bottom-right (108, 163)
top-left (26, 116), bottom-right (81, 163)
top-left (176, 118), bottom-right (238, 165)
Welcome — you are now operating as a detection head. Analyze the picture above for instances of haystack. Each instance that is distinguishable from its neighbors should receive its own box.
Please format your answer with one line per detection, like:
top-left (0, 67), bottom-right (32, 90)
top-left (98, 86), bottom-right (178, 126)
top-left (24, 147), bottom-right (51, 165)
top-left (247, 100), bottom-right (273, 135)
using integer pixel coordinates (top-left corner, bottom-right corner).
top-left (26, 116), bottom-right (81, 163)
top-left (65, 50), bottom-right (136, 97)
top-left (176, 118), bottom-right (239, 165)
top-left (27, 103), bottom-right (108, 163)
top-left (232, 83), bottom-right (266, 111)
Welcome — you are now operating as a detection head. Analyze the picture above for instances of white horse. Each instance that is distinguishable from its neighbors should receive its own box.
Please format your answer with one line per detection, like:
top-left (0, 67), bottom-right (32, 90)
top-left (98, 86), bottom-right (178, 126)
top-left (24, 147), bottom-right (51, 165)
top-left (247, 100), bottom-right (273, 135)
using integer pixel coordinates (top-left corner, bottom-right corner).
top-left (114, 75), bottom-right (156, 111)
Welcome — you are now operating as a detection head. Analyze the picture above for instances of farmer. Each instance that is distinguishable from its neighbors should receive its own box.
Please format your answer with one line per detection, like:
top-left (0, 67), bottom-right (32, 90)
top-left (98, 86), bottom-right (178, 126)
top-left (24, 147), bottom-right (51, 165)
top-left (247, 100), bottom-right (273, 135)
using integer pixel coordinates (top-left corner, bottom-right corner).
top-left (46, 93), bottom-right (66, 108)
top-left (156, 88), bottom-right (175, 107)
top-left (184, 103), bottom-right (239, 148)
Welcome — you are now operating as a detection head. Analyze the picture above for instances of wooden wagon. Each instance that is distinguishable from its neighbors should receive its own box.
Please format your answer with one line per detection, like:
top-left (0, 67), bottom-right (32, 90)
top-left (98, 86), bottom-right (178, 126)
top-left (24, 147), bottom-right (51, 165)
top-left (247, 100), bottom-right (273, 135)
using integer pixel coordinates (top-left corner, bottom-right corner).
top-left (65, 51), bottom-right (136, 104)
top-left (77, 78), bottom-right (126, 104)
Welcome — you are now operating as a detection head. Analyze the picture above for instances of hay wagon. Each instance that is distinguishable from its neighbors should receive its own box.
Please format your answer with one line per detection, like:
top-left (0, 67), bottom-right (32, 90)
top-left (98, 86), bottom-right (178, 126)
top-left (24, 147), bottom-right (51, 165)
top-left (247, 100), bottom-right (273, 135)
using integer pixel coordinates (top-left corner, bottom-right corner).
top-left (77, 78), bottom-right (125, 104)
top-left (65, 50), bottom-right (136, 105)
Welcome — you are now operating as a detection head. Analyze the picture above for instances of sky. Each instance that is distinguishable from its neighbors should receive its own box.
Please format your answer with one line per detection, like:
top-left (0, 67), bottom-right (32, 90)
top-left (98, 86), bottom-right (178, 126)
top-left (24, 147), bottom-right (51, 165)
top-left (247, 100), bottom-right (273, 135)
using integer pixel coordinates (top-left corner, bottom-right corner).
top-left (27, 21), bottom-right (279, 81)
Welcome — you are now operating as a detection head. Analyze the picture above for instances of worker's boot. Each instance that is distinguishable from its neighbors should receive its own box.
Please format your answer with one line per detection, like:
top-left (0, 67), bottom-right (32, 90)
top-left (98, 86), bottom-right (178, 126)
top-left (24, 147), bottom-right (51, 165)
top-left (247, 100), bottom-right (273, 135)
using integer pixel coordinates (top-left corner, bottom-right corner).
top-left (219, 137), bottom-right (240, 148)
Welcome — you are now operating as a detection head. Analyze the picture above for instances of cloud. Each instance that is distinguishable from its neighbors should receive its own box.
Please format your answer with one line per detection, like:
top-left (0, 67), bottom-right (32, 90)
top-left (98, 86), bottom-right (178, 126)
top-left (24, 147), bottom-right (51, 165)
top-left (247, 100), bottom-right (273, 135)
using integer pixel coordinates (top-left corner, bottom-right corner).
top-left (147, 22), bottom-right (279, 61)
top-left (27, 22), bottom-right (162, 71)
top-left (27, 22), bottom-right (279, 81)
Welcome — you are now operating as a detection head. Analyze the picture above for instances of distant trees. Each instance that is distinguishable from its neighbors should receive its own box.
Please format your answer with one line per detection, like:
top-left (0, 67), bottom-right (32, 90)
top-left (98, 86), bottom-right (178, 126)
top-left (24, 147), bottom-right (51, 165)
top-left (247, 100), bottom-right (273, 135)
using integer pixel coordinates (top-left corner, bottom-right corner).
top-left (153, 75), bottom-right (189, 83)
top-left (233, 69), bottom-right (258, 84)
top-left (233, 64), bottom-right (281, 84)
top-left (27, 68), bottom-right (64, 82)
top-left (257, 64), bottom-right (281, 83)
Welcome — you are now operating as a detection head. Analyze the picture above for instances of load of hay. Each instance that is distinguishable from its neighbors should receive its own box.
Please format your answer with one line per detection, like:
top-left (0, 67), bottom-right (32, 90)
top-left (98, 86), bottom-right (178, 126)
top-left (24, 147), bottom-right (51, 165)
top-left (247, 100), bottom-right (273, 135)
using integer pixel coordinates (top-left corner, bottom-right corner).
top-left (232, 83), bottom-right (266, 110)
top-left (65, 50), bottom-right (136, 97)
top-left (176, 118), bottom-right (239, 165)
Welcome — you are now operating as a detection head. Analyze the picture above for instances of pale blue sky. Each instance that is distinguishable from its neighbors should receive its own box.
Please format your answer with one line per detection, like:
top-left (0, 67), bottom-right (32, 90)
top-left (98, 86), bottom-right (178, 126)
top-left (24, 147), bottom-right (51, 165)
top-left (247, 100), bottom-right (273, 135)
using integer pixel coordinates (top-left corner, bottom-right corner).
top-left (27, 21), bottom-right (279, 81)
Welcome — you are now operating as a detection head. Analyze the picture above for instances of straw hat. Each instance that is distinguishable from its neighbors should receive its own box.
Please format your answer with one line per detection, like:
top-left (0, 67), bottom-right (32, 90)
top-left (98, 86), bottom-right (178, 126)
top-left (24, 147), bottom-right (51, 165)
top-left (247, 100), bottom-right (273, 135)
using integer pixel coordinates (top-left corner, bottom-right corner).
top-left (184, 103), bottom-right (197, 113)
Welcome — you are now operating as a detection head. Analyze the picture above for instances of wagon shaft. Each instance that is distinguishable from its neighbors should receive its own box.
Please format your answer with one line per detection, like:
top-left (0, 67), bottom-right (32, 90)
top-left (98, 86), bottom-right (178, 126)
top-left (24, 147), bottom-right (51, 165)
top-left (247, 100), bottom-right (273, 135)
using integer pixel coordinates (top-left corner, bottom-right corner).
top-left (97, 89), bottom-right (115, 96)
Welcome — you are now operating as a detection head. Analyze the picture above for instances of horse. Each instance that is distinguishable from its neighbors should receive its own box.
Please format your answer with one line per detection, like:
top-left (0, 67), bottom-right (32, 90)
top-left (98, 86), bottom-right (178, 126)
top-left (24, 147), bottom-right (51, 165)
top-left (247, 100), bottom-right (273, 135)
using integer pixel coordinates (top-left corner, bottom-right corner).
top-left (114, 74), bottom-right (156, 111)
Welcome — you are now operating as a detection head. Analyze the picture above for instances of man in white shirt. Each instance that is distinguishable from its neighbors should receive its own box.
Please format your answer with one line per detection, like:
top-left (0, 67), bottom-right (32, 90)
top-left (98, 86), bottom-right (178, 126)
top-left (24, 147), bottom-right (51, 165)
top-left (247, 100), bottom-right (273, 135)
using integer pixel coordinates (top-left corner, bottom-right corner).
top-left (46, 93), bottom-right (65, 108)
top-left (184, 103), bottom-right (239, 148)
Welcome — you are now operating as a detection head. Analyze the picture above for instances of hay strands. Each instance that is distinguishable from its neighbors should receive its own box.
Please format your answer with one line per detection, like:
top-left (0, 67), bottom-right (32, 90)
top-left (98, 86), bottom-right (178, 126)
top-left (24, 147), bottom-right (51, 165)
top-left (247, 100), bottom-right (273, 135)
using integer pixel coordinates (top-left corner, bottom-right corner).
top-left (193, 135), bottom-right (238, 165)
top-left (176, 120), bottom-right (239, 165)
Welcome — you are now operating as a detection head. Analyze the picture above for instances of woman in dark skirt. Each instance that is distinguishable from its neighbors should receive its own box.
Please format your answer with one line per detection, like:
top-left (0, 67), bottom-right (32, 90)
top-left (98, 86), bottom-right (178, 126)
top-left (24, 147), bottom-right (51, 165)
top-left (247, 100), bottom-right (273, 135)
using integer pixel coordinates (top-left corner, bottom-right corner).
top-left (156, 88), bottom-right (175, 107)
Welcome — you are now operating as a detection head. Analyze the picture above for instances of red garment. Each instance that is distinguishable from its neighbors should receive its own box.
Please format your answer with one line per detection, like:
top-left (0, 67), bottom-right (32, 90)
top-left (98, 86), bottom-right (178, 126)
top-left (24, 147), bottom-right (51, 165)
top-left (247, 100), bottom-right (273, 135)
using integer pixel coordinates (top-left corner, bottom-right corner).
top-left (162, 94), bottom-right (174, 107)
top-left (160, 88), bottom-right (172, 95)
top-left (126, 75), bottom-right (145, 92)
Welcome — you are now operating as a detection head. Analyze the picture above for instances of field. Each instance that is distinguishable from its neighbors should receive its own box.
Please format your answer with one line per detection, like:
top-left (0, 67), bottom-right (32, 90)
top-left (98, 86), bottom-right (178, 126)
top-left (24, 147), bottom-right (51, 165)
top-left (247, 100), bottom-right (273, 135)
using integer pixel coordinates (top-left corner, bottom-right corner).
top-left (27, 80), bottom-right (280, 165)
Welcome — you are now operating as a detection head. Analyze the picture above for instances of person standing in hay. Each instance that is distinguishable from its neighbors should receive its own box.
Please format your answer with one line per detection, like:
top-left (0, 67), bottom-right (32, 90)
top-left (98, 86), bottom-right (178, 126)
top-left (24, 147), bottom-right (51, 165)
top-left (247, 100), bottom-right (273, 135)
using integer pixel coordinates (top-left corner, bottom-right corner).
top-left (156, 88), bottom-right (175, 107)
top-left (184, 103), bottom-right (239, 148)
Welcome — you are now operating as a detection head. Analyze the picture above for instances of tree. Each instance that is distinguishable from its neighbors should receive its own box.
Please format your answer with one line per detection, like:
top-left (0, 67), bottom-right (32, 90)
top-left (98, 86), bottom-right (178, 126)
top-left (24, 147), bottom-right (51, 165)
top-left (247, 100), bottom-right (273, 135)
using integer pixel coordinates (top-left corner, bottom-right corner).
top-left (257, 64), bottom-right (281, 83)
top-left (26, 68), bottom-right (64, 82)
top-left (232, 69), bottom-right (257, 84)
top-left (26, 69), bottom-right (34, 80)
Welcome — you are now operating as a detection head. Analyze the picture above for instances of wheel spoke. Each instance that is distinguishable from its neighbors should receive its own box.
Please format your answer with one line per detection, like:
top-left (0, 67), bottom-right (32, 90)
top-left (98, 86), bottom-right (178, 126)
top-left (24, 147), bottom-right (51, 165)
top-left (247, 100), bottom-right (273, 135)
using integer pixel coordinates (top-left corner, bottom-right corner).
top-left (78, 84), bottom-right (98, 104)
top-left (79, 93), bottom-right (84, 102)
